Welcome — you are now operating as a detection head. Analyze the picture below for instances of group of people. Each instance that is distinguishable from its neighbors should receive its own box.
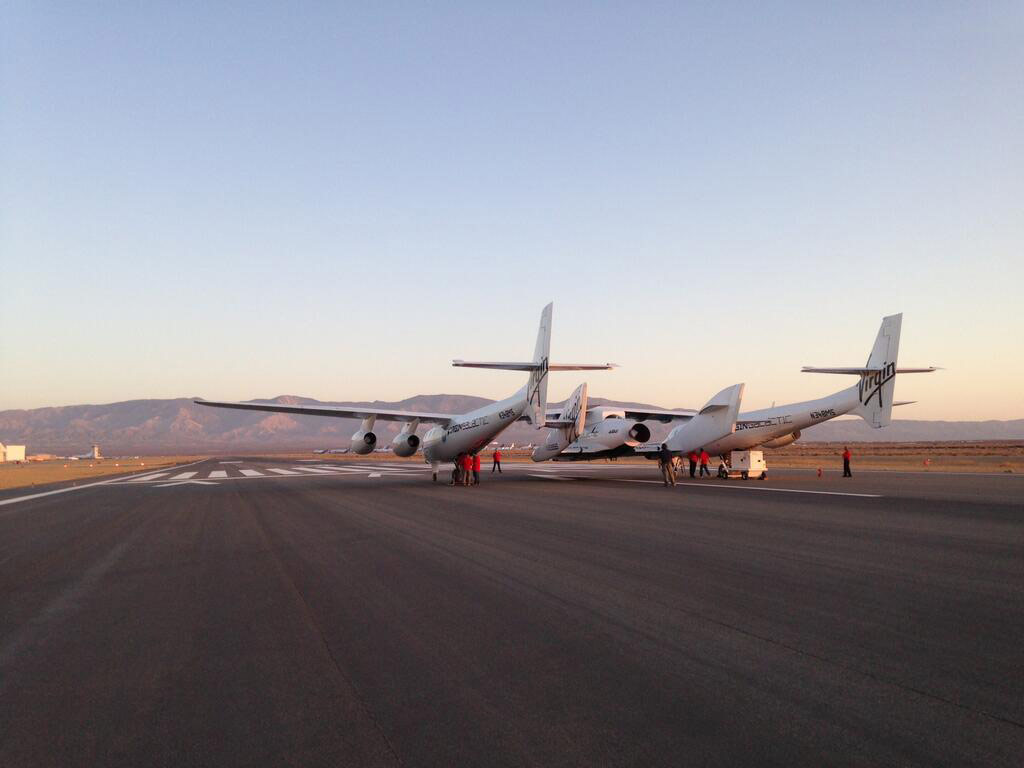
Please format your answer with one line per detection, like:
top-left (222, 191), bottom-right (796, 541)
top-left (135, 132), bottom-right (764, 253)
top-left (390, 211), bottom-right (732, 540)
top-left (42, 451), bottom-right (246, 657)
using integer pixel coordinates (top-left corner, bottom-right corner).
top-left (657, 445), bottom-right (856, 487)
top-left (449, 445), bottom-right (854, 488)
top-left (450, 449), bottom-right (502, 486)
top-left (657, 446), bottom-right (713, 486)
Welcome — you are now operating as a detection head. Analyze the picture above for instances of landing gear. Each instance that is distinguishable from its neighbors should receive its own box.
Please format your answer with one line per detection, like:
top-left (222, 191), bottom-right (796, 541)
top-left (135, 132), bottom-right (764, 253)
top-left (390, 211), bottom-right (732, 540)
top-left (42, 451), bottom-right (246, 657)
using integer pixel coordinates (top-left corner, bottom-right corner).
top-left (431, 461), bottom-right (440, 483)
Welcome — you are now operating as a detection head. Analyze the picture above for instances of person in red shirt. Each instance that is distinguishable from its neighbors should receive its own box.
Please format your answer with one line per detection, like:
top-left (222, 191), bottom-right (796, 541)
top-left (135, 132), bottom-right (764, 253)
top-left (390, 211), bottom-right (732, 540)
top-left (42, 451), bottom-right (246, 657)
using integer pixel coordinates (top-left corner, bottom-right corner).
top-left (688, 450), bottom-right (698, 478)
top-left (472, 453), bottom-right (482, 485)
top-left (699, 448), bottom-right (711, 477)
top-left (492, 449), bottom-right (502, 473)
top-left (842, 446), bottom-right (852, 477)
top-left (462, 453), bottom-right (473, 485)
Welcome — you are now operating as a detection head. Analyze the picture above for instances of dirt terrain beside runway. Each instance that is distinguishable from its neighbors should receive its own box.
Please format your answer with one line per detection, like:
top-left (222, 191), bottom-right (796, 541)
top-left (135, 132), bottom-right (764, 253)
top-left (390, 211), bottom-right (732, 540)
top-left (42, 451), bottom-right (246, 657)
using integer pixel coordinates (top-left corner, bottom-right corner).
top-left (768, 440), bottom-right (1023, 473)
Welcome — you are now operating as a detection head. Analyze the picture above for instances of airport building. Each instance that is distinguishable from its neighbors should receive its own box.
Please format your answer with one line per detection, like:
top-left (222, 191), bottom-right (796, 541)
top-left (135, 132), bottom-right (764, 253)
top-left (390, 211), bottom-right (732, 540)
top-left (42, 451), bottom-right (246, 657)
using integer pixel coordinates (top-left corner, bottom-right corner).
top-left (1, 442), bottom-right (27, 462)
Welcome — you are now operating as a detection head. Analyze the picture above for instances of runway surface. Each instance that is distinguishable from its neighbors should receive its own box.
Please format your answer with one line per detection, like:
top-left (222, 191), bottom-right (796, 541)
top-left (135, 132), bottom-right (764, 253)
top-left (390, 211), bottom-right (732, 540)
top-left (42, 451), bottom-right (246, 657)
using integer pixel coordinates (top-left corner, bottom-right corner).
top-left (1, 457), bottom-right (1022, 766)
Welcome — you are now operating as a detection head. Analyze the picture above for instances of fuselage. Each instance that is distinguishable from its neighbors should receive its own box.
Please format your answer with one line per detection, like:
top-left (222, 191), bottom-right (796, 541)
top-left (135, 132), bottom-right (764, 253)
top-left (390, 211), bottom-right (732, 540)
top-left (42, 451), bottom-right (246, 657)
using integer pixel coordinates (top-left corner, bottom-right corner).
top-left (422, 388), bottom-right (527, 464)
top-left (704, 384), bottom-right (859, 454)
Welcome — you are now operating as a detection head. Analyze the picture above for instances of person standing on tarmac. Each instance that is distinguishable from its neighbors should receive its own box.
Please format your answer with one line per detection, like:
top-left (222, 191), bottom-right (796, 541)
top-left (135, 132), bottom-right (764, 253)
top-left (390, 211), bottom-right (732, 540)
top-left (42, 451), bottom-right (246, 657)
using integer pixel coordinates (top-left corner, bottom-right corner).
top-left (688, 450), bottom-right (698, 478)
top-left (842, 446), bottom-right (852, 477)
top-left (699, 448), bottom-right (711, 477)
top-left (658, 443), bottom-right (677, 487)
top-left (492, 448), bottom-right (502, 473)
top-left (472, 453), bottom-right (482, 485)
top-left (462, 453), bottom-right (473, 486)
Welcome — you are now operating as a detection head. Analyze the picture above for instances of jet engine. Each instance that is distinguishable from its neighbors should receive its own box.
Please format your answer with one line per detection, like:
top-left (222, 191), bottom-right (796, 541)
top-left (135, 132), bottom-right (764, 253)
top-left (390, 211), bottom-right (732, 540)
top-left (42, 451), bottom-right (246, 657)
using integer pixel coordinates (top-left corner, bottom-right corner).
top-left (391, 432), bottom-right (421, 457)
top-left (587, 418), bottom-right (651, 449)
top-left (350, 429), bottom-right (377, 455)
top-left (761, 430), bottom-right (801, 449)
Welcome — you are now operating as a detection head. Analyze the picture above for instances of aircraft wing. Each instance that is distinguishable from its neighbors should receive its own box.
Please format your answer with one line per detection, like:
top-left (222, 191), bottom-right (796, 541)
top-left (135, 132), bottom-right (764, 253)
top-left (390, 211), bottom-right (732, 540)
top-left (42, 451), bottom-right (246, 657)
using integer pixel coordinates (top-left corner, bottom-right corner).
top-left (194, 399), bottom-right (454, 425)
top-left (621, 408), bottom-right (696, 423)
top-left (542, 407), bottom-right (695, 423)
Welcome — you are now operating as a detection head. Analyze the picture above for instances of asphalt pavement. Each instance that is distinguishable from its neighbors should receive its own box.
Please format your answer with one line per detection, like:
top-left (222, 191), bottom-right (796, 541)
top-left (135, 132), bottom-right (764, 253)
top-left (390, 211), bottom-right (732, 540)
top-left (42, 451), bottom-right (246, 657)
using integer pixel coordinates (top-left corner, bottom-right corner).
top-left (1, 458), bottom-right (1022, 766)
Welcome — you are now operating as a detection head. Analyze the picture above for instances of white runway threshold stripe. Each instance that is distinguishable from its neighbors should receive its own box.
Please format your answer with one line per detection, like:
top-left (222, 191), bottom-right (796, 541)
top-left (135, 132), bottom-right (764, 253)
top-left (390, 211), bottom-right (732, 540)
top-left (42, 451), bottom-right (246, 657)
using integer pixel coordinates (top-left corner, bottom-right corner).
top-left (0, 459), bottom-right (207, 509)
top-left (208, 470), bottom-right (228, 479)
top-left (169, 472), bottom-right (198, 480)
top-left (613, 479), bottom-right (882, 498)
top-left (239, 469), bottom-right (264, 477)
top-left (268, 468), bottom-right (300, 475)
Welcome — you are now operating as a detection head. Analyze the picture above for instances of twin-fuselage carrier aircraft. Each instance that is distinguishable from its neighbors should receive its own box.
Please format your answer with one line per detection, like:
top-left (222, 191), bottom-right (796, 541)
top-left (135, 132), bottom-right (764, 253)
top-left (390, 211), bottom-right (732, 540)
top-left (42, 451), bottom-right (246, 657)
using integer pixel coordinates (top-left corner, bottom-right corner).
top-left (196, 303), bottom-right (744, 481)
top-left (538, 313), bottom-right (936, 475)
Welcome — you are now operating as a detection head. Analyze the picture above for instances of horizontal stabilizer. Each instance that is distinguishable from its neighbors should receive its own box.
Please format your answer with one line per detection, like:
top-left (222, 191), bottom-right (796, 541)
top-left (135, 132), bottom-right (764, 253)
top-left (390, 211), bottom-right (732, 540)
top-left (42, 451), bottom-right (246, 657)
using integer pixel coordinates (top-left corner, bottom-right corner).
top-left (452, 360), bottom-right (617, 371)
top-left (802, 366), bottom-right (939, 374)
top-left (893, 400), bottom-right (916, 407)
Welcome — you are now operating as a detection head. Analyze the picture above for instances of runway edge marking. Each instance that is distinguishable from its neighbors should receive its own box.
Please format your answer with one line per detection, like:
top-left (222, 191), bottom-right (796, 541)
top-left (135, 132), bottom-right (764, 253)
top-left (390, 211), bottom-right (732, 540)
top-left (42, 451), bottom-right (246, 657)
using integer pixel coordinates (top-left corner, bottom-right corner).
top-left (613, 479), bottom-right (882, 498)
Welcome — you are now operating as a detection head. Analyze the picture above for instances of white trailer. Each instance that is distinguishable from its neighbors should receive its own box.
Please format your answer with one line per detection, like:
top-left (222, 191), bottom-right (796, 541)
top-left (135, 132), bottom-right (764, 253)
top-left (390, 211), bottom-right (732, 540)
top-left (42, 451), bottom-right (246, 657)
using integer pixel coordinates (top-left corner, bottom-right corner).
top-left (721, 450), bottom-right (766, 480)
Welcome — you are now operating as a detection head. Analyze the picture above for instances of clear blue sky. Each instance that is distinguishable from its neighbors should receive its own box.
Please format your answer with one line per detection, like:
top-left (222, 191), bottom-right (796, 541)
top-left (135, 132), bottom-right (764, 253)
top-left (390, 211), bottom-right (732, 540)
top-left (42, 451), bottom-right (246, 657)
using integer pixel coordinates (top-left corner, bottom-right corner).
top-left (2, 2), bottom-right (1021, 418)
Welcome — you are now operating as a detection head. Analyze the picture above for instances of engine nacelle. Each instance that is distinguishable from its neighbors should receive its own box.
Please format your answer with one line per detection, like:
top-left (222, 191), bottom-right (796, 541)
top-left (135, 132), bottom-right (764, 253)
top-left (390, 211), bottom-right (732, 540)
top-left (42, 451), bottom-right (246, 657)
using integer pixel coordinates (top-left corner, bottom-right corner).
top-left (350, 429), bottom-right (377, 455)
top-left (761, 430), bottom-right (801, 449)
top-left (586, 418), bottom-right (651, 449)
top-left (391, 432), bottom-right (421, 457)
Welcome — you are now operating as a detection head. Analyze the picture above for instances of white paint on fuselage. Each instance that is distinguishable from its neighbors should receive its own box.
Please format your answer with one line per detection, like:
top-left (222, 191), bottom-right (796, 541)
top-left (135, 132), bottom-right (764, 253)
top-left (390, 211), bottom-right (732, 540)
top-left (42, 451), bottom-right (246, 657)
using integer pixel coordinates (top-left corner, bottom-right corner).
top-left (422, 388), bottom-right (528, 464)
top-left (705, 384), bottom-right (859, 454)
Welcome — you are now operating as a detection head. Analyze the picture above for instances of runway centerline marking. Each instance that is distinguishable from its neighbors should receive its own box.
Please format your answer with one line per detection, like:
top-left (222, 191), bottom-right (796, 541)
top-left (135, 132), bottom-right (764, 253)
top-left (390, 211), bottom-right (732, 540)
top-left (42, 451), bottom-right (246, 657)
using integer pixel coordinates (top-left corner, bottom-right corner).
top-left (612, 479), bottom-right (882, 497)
top-left (529, 473), bottom-right (571, 481)
top-left (219, 461), bottom-right (242, 464)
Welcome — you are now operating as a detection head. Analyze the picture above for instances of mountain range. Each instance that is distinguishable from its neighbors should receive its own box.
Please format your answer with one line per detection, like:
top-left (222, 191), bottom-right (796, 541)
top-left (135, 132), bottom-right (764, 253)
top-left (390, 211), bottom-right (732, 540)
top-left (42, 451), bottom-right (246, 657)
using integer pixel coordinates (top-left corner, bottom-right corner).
top-left (0, 395), bottom-right (1020, 454)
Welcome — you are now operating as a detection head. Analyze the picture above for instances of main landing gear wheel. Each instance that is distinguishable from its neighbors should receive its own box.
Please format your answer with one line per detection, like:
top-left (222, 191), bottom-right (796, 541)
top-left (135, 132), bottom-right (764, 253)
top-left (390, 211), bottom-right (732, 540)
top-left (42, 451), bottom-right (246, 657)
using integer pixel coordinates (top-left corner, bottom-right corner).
top-left (432, 472), bottom-right (438, 482)
top-left (741, 471), bottom-right (749, 480)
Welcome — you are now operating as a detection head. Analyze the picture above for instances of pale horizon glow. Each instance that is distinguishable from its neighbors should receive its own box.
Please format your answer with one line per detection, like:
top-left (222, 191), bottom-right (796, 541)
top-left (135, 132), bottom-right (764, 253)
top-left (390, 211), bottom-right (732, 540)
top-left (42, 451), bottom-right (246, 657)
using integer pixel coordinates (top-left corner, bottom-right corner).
top-left (2, 3), bottom-right (1022, 420)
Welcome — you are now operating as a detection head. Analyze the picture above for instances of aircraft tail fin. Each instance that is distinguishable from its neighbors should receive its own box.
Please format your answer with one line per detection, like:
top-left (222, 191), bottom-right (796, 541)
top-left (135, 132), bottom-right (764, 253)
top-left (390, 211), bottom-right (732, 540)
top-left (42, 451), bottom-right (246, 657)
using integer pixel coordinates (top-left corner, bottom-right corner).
top-left (451, 303), bottom-right (613, 427)
top-left (854, 313), bottom-right (902, 427)
top-left (527, 302), bottom-right (553, 426)
top-left (656, 382), bottom-right (745, 454)
top-left (802, 314), bottom-right (922, 428)
top-left (530, 381), bottom-right (589, 462)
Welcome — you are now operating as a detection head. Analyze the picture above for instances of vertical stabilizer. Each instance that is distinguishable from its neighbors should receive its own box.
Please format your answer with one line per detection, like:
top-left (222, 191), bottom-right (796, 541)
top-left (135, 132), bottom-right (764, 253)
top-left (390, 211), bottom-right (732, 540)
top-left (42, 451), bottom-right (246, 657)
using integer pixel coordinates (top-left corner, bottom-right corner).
top-left (854, 313), bottom-right (902, 427)
top-left (526, 303), bottom-right (553, 426)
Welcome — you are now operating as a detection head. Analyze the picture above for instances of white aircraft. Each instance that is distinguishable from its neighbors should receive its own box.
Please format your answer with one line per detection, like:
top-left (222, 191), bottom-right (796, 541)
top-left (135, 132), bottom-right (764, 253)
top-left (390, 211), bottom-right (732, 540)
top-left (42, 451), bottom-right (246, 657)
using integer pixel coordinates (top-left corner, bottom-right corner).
top-left (538, 314), bottom-right (936, 474)
top-left (700, 313), bottom-right (937, 462)
top-left (195, 303), bottom-right (615, 481)
top-left (532, 383), bottom-right (746, 462)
